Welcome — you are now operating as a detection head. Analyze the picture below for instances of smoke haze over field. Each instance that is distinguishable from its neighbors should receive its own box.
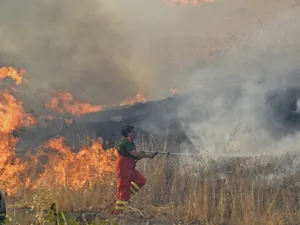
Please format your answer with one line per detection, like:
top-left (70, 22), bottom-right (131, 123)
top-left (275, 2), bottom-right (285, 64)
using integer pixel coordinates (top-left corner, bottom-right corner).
top-left (176, 9), bottom-right (300, 156)
top-left (0, 0), bottom-right (297, 103)
top-left (1, 0), bottom-right (300, 156)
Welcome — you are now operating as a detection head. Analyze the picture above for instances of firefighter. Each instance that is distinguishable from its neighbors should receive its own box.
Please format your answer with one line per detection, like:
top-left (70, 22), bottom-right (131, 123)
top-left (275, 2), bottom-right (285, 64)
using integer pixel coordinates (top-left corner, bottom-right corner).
top-left (113, 125), bottom-right (157, 215)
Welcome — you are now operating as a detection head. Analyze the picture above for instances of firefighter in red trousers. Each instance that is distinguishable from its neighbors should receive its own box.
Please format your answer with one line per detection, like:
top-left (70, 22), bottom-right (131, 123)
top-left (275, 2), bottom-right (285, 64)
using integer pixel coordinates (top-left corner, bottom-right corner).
top-left (113, 125), bottom-right (157, 215)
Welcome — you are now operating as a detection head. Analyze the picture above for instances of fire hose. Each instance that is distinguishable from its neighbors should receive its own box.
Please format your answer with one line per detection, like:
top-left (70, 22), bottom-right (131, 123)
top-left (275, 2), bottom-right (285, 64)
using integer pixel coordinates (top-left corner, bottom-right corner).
top-left (142, 151), bottom-right (262, 158)
top-left (142, 151), bottom-right (201, 156)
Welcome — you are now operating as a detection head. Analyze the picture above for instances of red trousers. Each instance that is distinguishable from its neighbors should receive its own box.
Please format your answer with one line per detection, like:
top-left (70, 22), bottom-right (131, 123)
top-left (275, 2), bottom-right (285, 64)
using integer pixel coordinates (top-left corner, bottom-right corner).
top-left (115, 153), bottom-right (146, 202)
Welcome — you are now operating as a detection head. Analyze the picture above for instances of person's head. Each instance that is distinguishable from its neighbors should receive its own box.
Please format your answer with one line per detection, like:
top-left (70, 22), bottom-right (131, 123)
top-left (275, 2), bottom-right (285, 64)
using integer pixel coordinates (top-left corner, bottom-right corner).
top-left (121, 125), bottom-right (137, 140)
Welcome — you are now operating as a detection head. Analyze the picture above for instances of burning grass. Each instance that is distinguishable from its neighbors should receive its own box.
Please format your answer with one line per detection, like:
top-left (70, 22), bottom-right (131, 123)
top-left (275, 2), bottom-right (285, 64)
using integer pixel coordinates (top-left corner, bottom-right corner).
top-left (45, 92), bottom-right (105, 116)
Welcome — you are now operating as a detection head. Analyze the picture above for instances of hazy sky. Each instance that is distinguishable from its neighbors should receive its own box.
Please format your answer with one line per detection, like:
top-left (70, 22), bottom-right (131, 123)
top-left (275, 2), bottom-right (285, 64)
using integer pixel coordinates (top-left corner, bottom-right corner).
top-left (0, 0), bottom-right (292, 107)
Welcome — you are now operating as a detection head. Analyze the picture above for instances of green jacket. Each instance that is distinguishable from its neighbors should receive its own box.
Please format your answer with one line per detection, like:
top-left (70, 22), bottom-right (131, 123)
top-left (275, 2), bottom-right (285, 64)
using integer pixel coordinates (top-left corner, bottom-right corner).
top-left (117, 137), bottom-right (138, 160)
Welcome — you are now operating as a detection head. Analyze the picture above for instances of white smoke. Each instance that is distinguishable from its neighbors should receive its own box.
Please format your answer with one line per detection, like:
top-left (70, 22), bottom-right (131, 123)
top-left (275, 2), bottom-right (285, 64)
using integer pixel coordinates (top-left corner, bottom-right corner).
top-left (177, 9), bottom-right (300, 156)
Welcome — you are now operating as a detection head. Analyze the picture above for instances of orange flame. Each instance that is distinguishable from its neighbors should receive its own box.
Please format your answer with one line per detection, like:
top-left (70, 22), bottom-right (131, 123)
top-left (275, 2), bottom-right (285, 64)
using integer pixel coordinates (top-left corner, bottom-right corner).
top-left (170, 88), bottom-right (179, 95)
top-left (46, 91), bottom-right (148, 116)
top-left (164, 0), bottom-right (215, 7)
top-left (46, 92), bottom-right (104, 116)
top-left (0, 93), bottom-right (35, 132)
top-left (0, 66), bottom-right (148, 197)
top-left (120, 92), bottom-right (146, 106)
top-left (0, 66), bottom-right (26, 85)
top-left (0, 135), bottom-right (117, 195)
top-left (0, 66), bottom-right (35, 195)
top-left (0, 134), bottom-right (28, 196)
top-left (0, 66), bottom-right (150, 198)
top-left (0, 67), bottom-right (35, 132)
top-left (34, 137), bottom-right (117, 190)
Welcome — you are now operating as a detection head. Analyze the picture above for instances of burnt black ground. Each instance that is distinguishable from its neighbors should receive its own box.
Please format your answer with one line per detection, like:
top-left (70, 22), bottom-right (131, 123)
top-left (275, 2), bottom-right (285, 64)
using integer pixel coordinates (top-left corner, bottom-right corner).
top-left (14, 80), bottom-right (300, 155)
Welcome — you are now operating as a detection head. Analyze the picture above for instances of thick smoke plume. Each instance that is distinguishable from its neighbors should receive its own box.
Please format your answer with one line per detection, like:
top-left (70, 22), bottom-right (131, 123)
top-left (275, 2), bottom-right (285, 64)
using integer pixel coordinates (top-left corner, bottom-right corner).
top-left (176, 8), bottom-right (300, 157)
top-left (1, 0), bottom-right (300, 158)
top-left (0, 0), bottom-right (140, 106)
top-left (0, 0), bottom-right (291, 105)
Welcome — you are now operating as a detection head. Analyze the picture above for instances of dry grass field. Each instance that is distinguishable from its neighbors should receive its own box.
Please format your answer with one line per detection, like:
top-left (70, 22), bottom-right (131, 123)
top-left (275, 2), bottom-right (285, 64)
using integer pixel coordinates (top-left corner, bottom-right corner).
top-left (1, 136), bottom-right (299, 225)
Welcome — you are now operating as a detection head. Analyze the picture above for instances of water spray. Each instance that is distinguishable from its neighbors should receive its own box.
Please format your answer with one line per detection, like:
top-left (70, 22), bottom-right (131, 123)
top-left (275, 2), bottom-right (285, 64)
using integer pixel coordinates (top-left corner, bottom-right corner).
top-left (143, 151), bottom-right (200, 156)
